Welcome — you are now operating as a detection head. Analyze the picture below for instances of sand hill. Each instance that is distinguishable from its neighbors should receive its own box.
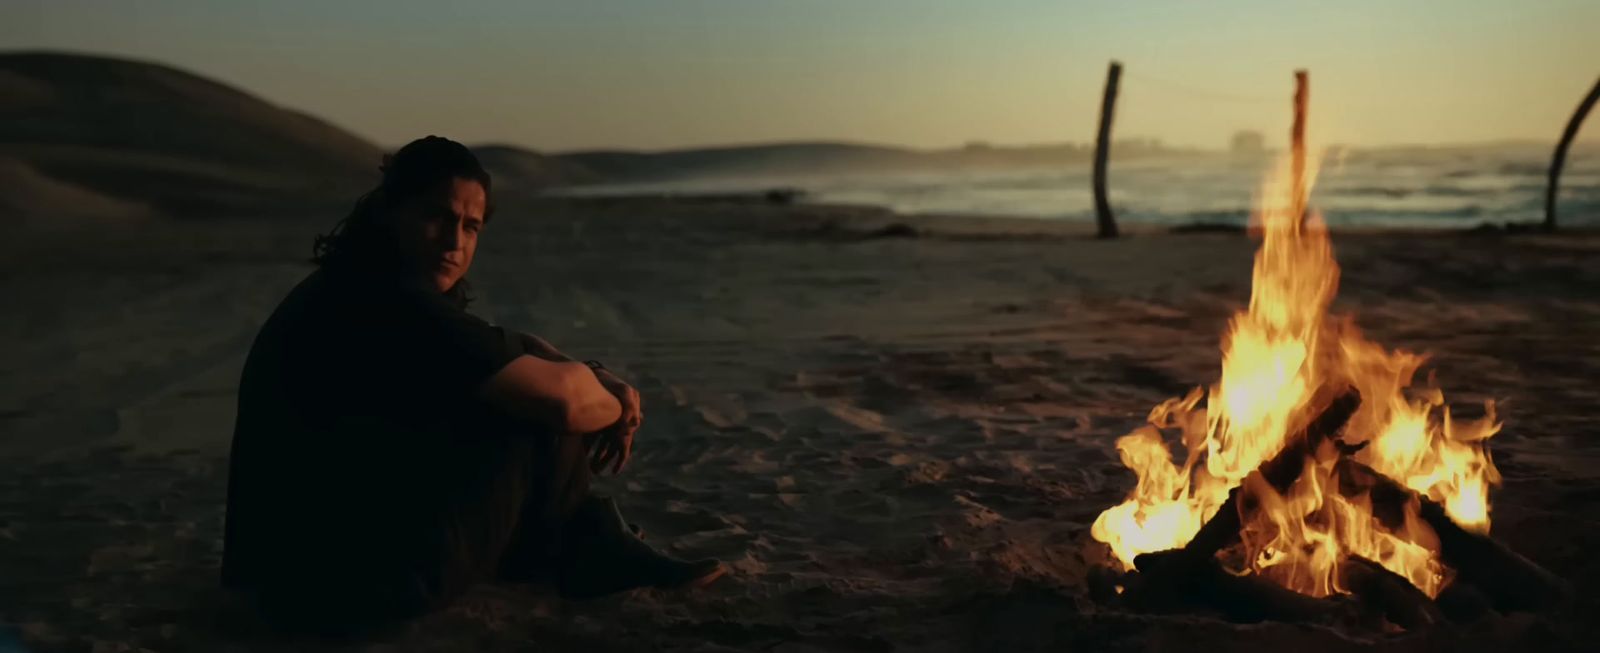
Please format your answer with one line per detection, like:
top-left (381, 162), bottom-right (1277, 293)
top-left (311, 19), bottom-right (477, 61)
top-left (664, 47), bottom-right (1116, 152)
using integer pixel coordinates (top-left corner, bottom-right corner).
top-left (0, 51), bottom-right (729, 220)
top-left (0, 51), bottom-right (1135, 222)
top-left (0, 51), bottom-right (388, 220)
top-left (557, 142), bottom-right (926, 181)
top-left (471, 145), bottom-right (604, 190)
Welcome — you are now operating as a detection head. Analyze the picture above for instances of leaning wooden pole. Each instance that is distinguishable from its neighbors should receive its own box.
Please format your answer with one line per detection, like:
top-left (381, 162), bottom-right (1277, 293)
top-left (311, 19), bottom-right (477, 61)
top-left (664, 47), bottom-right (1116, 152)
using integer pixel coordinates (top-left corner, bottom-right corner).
top-left (1291, 70), bottom-right (1309, 227)
top-left (1545, 75), bottom-right (1600, 233)
top-left (1092, 60), bottom-right (1122, 239)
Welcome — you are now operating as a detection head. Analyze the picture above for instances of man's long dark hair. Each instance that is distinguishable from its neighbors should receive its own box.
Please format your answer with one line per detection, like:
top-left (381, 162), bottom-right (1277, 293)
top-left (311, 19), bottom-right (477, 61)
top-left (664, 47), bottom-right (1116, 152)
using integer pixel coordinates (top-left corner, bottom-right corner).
top-left (312, 135), bottom-right (493, 308)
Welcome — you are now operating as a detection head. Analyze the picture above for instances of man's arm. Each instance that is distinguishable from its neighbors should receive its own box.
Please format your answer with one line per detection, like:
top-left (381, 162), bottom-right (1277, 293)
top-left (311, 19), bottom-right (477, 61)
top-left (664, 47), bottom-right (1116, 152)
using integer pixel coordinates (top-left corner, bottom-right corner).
top-left (478, 355), bottom-right (621, 436)
top-left (513, 330), bottom-right (637, 418)
top-left (516, 332), bottom-right (577, 363)
top-left (378, 284), bottom-right (618, 436)
top-left (514, 330), bottom-right (630, 396)
top-left (511, 330), bottom-right (643, 474)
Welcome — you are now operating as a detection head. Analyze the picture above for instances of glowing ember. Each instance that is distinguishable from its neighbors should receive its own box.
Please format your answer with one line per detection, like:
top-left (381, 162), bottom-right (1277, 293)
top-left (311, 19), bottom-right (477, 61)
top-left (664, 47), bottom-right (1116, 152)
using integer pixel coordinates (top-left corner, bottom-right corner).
top-left (1089, 148), bottom-right (1502, 598)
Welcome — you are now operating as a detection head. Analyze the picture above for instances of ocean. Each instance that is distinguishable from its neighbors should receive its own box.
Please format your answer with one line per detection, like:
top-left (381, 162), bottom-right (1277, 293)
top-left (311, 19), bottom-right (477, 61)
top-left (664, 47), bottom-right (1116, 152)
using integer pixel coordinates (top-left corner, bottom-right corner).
top-left (555, 144), bottom-right (1600, 229)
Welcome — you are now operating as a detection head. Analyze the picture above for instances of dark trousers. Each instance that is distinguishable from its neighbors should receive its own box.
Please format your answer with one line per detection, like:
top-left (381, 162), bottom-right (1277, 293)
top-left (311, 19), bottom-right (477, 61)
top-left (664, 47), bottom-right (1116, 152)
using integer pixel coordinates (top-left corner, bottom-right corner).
top-left (429, 417), bottom-right (593, 600)
top-left (254, 415), bottom-right (592, 631)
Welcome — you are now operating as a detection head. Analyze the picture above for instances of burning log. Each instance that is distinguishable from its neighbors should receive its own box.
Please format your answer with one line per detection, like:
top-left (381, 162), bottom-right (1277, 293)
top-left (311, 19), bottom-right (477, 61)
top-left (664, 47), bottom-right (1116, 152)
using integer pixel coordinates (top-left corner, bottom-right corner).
top-left (1338, 556), bottom-right (1443, 630)
top-left (1434, 581), bottom-right (1494, 623)
top-left (1086, 65), bottom-right (1543, 630)
top-left (1085, 563), bottom-right (1126, 605)
top-left (1334, 458), bottom-right (1571, 613)
top-left (1179, 389), bottom-right (1363, 560)
top-left (1097, 398), bottom-right (1561, 627)
top-left (1128, 548), bottom-right (1341, 623)
top-left (1104, 390), bottom-right (1363, 622)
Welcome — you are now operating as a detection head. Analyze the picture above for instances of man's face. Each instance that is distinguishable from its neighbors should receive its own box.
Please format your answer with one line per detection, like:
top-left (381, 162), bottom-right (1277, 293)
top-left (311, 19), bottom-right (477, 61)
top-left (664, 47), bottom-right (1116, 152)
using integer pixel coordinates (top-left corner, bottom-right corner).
top-left (391, 177), bottom-right (487, 292)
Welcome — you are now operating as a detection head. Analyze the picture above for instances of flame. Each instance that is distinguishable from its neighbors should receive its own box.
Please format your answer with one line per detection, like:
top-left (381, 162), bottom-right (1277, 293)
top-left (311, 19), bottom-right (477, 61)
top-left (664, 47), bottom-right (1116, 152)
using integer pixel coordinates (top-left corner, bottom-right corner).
top-left (1089, 149), bottom-right (1501, 598)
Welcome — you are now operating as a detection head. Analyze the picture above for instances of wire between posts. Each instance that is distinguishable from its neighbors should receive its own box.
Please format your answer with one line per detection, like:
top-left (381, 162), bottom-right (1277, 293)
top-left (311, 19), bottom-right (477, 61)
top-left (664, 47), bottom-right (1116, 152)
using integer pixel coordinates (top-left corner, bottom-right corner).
top-left (1120, 70), bottom-right (1280, 105)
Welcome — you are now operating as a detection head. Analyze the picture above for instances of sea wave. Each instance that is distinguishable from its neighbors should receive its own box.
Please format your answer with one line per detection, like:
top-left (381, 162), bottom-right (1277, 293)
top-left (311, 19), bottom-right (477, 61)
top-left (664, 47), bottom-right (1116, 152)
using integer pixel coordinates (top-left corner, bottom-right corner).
top-left (562, 148), bottom-right (1600, 229)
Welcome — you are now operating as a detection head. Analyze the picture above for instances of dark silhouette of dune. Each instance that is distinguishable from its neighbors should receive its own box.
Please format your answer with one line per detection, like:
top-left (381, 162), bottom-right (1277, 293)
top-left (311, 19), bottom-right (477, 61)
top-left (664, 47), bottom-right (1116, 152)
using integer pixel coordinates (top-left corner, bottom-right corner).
top-left (0, 153), bottom-right (156, 226)
top-left (557, 142), bottom-right (927, 181)
top-left (0, 50), bottom-right (382, 219)
top-left (0, 50), bottom-right (1184, 222)
top-left (471, 145), bottom-right (604, 191)
top-left (545, 140), bottom-right (1165, 184)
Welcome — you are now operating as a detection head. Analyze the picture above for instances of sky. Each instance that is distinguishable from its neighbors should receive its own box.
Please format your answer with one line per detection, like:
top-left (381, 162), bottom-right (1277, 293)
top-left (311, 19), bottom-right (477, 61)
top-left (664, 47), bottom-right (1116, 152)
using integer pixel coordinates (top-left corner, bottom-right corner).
top-left (3, 0), bottom-right (1597, 152)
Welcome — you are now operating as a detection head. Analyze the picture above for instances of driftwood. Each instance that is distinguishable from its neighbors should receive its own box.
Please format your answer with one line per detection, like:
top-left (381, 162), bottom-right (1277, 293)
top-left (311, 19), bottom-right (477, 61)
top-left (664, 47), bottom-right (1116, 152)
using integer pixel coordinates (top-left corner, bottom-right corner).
top-left (1128, 548), bottom-right (1339, 623)
top-left (1085, 563), bottom-right (1126, 605)
top-left (1097, 383), bottom-right (1566, 627)
top-left (1119, 392), bottom-right (1361, 623)
top-left (1092, 60), bottom-right (1122, 239)
top-left (1291, 70), bottom-right (1310, 227)
top-left (1179, 389), bottom-right (1363, 559)
top-left (1545, 75), bottom-right (1600, 232)
top-left (1334, 458), bottom-right (1571, 613)
top-left (1338, 556), bottom-right (1444, 629)
top-left (1434, 580), bottom-right (1494, 623)
top-left (1120, 549), bottom-right (1460, 629)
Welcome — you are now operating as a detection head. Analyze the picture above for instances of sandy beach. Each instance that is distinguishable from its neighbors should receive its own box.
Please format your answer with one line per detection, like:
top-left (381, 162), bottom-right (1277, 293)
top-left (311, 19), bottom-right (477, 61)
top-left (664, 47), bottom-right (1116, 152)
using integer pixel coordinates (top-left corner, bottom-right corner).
top-left (3, 196), bottom-right (1599, 651)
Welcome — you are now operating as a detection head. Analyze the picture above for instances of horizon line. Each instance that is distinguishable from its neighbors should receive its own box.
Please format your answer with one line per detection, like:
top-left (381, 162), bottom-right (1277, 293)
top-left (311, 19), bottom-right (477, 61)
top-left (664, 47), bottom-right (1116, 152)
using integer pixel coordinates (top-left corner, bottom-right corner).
top-left (469, 136), bottom-right (1576, 157)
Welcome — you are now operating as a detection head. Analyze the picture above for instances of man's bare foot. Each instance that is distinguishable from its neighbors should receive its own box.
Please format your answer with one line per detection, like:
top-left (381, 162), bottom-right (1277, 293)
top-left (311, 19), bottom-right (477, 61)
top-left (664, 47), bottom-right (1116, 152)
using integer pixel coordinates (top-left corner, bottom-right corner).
top-left (557, 497), bottom-right (727, 600)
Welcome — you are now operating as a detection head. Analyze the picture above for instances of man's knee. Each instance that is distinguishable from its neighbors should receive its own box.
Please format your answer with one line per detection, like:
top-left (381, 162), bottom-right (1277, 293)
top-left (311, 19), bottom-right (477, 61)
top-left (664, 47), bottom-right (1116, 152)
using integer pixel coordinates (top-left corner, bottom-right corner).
top-left (551, 432), bottom-right (590, 473)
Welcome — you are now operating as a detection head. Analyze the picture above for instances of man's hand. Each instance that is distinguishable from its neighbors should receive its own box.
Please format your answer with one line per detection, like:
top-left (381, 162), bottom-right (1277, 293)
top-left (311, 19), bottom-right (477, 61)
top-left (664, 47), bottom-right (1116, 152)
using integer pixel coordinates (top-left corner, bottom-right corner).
top-left (589, 369), bottom-right (641, 475)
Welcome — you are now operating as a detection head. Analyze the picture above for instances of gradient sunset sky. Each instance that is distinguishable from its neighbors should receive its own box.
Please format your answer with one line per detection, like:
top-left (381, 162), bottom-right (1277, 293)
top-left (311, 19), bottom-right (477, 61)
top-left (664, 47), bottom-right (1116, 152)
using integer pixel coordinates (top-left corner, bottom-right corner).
top-left (5, 0), bottom-right (1597, 151)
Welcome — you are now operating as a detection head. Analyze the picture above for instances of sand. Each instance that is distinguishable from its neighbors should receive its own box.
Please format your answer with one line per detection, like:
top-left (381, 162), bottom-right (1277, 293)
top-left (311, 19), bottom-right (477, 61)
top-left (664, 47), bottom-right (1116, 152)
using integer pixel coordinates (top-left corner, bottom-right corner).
top-left (2, 197), bottom-right (1598, 652)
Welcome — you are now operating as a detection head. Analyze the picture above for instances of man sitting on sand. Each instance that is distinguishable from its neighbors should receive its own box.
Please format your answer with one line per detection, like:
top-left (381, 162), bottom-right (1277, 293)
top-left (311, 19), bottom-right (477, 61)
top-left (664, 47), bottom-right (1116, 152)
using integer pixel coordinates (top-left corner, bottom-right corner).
top-left (221, 136), bottom-right (724, 629)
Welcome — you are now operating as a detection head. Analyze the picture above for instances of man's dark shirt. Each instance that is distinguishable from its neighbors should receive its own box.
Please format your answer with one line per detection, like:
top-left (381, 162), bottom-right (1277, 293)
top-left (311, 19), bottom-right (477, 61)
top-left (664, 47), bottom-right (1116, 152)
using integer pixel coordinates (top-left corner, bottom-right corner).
top-left (221, 266), bottom-right (522, 595)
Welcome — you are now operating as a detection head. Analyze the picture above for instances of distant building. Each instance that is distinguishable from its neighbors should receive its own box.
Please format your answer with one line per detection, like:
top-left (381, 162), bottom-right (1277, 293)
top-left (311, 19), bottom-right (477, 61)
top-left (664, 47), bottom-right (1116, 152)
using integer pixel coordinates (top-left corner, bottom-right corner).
top-left (1231, 130), bottom-right (1265, 155)
top-left (1112, 137), bottom-right (1167, 156)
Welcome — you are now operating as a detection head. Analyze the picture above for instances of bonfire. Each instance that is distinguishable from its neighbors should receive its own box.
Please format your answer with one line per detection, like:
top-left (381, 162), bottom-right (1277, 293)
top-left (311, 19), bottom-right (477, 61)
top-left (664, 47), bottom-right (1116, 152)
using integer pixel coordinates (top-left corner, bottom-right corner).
top-left (1087, 119), bottom-right (1565, 626)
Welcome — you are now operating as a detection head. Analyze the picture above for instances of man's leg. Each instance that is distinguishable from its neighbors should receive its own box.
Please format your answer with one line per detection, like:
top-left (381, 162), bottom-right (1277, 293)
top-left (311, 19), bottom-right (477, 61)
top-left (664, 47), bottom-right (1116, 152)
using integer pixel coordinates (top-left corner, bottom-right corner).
top-left (422, 407), bottom-right (590, 597)
top-left (436, 411), bottom-right (724, 600)
top-left (496, 430), bottom-right (593, 581)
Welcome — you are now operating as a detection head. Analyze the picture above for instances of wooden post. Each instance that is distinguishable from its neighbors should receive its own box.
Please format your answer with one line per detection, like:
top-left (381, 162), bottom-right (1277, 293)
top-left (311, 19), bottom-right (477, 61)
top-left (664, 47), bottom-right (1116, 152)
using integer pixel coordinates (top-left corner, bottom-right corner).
top-left (1545, 76), bottom-right (1600, 233)
top-left (1291, 70), bottom-right (1309, 227)
top-left (1093, 61), bottom-right (1122, 239)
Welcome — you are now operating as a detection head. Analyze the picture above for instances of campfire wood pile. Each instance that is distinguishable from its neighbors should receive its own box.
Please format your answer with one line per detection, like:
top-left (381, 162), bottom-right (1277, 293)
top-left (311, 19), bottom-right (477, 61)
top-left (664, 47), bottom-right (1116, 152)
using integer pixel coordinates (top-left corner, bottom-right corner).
top-left (1087, 389), bottom-right (1572, 629)
top-left (1082, 70), bottom-right (1572, 633)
